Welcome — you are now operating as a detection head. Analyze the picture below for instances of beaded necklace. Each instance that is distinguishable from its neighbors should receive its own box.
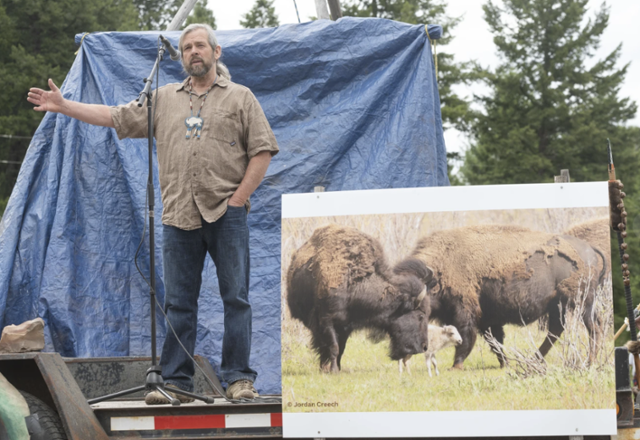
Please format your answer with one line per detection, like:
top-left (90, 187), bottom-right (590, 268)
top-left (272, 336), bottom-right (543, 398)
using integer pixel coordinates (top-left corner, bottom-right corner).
top-left (184, 74), bottom-right (217, 140)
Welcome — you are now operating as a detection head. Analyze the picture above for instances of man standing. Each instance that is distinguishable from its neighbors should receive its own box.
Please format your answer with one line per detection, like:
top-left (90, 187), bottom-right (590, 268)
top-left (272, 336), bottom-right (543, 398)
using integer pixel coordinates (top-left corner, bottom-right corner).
top-left (27, 24), bottom-right (278, 403)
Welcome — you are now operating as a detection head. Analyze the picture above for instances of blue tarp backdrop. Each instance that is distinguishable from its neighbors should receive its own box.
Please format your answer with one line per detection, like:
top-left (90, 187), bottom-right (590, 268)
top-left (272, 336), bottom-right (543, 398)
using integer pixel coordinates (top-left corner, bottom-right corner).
top-left (0, 18), bottom-right (448, 394)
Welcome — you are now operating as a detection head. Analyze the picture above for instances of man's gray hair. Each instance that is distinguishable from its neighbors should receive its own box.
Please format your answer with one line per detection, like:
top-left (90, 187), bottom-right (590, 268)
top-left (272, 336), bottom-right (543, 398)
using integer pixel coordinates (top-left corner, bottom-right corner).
top-left (179, 23), bottom-right (231, 81)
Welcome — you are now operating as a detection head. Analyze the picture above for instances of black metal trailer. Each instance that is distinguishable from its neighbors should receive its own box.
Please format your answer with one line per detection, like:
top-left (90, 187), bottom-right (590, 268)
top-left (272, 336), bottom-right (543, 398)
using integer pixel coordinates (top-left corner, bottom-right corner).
top-left (0, 352), bottom-right (282, 439)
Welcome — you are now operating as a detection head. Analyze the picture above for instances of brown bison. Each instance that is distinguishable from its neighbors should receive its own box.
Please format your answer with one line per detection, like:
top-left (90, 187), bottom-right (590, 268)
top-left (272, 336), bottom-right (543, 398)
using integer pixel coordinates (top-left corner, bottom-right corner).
top-left (408, 225), bottom-right (606, 368)
top-left (286, 224), bottom-right (432, 373)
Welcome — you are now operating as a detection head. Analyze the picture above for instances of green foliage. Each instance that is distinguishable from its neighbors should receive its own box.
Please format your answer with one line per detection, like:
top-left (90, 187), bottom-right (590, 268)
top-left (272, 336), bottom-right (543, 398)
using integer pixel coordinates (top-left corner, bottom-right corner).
top-left (0, 0), bottom-right (141, 203)
top-left (343, 0), bottom-right (450, 31)
top-left (240, 0), bottom-right (279, 29)
top-left (183, 0), bottom-right (217, 29)
top-left (446, 151), bottom-right (464, 185)
top-left (462, 0), bottom-right (638, 185)
top-left (0, 195), bottom-right (8, 218)
top-left (133, 0), bottom-right (175, 30)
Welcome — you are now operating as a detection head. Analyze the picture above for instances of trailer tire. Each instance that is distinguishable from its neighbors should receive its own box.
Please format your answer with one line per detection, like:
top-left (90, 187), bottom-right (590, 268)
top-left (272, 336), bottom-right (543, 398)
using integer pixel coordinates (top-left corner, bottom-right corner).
top-left (19, 391), bottom-right (67, 440)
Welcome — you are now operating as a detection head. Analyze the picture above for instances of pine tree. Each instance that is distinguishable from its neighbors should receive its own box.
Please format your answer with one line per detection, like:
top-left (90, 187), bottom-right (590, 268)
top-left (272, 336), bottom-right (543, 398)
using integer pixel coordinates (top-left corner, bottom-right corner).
top-left (183, 0), bottom-right (217, 29)
top-left (0, 0), bottom-right (140, 214)
top-left (240, 0), bottom-right (279, 29)
top-left (343, 0), bottom-right (444, 22)
top-left (461, 0), bottom-right (638, 185)
top-left (133, 0), bottom-right (175, 30)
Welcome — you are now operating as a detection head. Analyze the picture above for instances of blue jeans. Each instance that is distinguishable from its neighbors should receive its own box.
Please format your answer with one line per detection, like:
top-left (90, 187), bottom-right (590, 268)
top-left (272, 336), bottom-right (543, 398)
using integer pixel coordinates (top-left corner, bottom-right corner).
top-left (160, 205), bottom-right (257, 391)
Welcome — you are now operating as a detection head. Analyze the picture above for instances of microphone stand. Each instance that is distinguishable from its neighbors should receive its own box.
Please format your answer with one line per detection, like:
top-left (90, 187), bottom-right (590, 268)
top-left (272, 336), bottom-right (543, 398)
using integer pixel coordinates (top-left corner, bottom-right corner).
top-left (87, 40), bottom-right (214, 406)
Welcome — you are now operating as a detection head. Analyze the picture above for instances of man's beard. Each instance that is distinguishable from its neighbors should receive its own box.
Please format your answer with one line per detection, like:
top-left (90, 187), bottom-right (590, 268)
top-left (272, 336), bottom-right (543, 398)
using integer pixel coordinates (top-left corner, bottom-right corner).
top-left (184, 57), bottom-right (213, 77)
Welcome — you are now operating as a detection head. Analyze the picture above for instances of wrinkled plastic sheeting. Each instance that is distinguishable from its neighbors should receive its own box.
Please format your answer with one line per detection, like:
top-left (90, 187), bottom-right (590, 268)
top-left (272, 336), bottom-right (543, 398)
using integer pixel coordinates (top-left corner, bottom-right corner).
top-left (0, 18), bottom-right (448, 394)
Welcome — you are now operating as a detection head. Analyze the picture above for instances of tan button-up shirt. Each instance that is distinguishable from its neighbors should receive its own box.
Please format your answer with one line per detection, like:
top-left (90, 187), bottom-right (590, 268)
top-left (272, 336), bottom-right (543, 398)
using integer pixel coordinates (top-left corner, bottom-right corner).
top-left (110, 76), bottom-right (279, 230)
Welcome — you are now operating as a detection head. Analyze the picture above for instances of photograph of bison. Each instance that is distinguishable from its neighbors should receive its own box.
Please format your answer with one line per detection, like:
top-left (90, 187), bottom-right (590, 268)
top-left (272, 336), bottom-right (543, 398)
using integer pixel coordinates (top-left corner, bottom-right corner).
top-left (408, 224), bottom-right (607, 369)
top-left (286, 224), bottom-right (431, 373)
top-left (282, 197), bottom-right (613, 417)
top-left (281, 184), bottom-right (615, 438)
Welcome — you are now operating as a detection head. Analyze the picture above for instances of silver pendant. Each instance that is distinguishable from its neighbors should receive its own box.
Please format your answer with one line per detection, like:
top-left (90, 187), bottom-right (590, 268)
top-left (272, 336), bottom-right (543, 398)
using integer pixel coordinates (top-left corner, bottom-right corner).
top-left (185, 116), bottom-right (204, 139)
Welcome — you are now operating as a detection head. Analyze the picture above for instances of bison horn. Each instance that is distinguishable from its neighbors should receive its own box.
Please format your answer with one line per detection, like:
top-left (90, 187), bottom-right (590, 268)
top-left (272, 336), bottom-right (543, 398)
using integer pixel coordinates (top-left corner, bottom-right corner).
top-left (415, 286), bottom-right (427, 307)
top-left (425, 266), bottom-right (437, 288)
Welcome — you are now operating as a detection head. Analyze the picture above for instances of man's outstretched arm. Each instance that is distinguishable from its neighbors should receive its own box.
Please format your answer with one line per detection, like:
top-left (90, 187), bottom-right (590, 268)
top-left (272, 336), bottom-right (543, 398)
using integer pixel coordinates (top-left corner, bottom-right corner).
top-left (28, 78), bottom-right (115, 128)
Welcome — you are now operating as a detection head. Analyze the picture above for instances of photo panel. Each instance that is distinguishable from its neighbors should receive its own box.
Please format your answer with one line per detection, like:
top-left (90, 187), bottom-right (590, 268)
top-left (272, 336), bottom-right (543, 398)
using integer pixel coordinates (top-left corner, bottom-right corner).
top-left (281, 182), bottom-right (616, 438)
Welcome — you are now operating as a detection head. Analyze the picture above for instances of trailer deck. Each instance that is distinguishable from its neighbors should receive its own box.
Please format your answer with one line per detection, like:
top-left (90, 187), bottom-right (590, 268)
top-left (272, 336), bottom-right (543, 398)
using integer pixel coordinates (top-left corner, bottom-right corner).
top-left (0, 352), bottom-right (282, 439)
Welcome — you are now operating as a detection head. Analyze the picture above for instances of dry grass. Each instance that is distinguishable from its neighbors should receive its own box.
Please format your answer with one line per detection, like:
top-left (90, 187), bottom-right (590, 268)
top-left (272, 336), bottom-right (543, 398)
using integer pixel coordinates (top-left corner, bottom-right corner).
top-left (282, 324), bottom-right (615, 413)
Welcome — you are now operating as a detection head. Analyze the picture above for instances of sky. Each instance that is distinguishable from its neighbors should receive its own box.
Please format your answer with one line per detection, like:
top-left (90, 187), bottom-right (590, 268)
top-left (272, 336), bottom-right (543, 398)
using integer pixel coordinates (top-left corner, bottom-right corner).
top-left (209, 0), bottom-right (640, 154)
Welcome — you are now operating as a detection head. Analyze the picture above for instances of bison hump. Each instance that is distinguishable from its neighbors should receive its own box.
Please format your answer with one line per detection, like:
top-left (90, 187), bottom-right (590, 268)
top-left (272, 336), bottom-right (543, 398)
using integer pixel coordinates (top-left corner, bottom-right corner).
top-left (411, 225), bottom-right (576, 303)
top-left (290, 224), bottom-right (389, 297)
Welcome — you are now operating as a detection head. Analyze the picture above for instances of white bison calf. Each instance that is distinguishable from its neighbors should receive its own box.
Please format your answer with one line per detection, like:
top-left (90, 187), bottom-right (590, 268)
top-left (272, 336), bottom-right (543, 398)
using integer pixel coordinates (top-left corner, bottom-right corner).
top-left (399, 325), bottom-right (463, 376)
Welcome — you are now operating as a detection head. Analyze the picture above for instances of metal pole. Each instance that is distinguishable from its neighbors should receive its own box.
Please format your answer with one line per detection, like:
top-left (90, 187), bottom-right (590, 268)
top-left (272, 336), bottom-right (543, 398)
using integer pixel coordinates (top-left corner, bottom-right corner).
top-left (166, 0), bottom-right (199, 31)
top-left (327, 0), bottom-right (342, 20)
top-left (314, 0), bottom-right (330, 20)
top-left (292, 0), bottom-right (301, 23)
top-left (147, 95), bottom-right (157, 364)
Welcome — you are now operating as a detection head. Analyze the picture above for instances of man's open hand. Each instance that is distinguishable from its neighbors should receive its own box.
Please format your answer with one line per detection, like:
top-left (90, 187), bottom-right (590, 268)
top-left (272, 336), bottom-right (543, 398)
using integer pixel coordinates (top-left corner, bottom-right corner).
top-left (28, 79), bottom-right (66, 113)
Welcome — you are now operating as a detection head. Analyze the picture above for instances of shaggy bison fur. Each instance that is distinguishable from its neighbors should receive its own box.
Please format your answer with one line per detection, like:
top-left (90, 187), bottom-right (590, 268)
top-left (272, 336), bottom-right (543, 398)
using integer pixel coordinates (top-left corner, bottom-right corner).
top-left (286, 224), bottom-right (432, 373)
top-left (408, 225), bottom-right (606, 368)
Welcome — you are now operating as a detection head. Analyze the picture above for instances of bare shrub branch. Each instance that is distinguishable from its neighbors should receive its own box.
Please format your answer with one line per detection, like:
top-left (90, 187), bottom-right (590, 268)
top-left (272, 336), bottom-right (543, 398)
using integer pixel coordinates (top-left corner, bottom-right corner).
top-left (484, 329), bottom-right (547, 378)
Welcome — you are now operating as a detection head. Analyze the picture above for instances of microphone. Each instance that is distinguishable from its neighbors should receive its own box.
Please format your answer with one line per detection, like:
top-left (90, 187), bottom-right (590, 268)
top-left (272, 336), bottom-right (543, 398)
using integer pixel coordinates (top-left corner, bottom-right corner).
top-left (159, 35), bottom-right (181, 61)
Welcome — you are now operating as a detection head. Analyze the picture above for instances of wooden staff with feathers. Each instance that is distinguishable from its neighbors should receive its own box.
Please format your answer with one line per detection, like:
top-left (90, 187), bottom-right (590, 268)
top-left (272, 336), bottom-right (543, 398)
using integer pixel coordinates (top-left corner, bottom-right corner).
top-left (609, 140), bottom-right (640, 391)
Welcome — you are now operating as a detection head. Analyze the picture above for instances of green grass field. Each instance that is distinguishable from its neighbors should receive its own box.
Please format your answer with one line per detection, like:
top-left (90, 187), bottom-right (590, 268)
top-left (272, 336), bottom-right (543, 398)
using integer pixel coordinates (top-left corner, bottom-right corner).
top-left (281, 321), bottom-right (615, 413)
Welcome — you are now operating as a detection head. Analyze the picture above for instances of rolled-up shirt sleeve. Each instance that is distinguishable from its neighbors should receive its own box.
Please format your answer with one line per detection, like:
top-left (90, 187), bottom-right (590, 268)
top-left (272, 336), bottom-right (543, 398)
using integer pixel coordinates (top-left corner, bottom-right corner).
top-left (242, 92), bottom-right (279, 159)
top-left (110, 99), bottom-right (149, 140)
